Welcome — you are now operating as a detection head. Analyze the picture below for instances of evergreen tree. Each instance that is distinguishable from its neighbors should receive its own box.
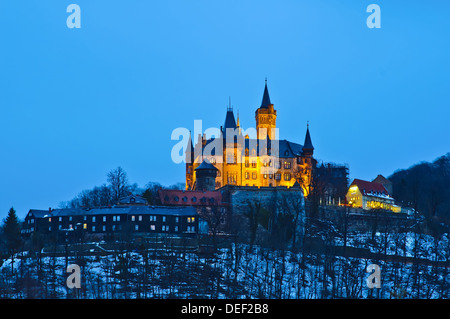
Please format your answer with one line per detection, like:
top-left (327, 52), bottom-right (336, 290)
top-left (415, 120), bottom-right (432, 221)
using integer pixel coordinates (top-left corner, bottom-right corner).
top-left (2, 207), bottom-right (23, 273)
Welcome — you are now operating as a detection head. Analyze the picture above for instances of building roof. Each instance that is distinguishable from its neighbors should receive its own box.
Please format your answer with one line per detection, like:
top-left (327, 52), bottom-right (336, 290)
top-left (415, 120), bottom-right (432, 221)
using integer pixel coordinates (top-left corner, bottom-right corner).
top-left (199, 137), bottom-right (303, 159)
top-left (223, 109), bottom-right (237, 132)
top-left (303, 126), bottom-right (314, 151)
top-left (195, 160), bottom-right (218, 171)
top-left (118, 194), bottom-right (148, 205)
top-left (372, 174), bottom-right (392, 185)
top-left (159, 189), bottom-right (224, 206)
top-left (27, 209), bottom-right (51, 219)
top-left (350, 179), bottom-right (393, 199)
top-left (260, 80), bottom-right (272, 108)
top-left (26, 205), bottom-right (198, 219)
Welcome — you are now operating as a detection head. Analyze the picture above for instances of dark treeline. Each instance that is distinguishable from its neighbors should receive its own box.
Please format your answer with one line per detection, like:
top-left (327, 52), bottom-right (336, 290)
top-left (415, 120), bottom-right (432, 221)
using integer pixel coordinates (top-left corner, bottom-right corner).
top-left (389, 153), bottom-right (450, 223)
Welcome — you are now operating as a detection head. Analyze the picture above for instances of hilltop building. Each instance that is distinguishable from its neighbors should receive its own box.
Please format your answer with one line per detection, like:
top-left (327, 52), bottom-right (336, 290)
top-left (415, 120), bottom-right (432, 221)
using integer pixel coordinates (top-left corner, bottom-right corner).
top-left (346, 178), bottom-right (401, 212)
top-left (185, 80), bottom-right (317, 196)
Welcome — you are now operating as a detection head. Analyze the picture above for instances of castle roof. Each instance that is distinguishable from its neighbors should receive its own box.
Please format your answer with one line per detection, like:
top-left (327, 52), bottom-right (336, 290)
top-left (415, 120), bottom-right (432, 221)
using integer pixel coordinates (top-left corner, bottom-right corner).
top-left (260, 80), bottom-right (272, 108)
top-left (199, 137), bottom-right (303, 158)
top-left (303, 126), bottom-right (314, 151)
top-left (195, 160), bottom-right (218, 171)
top-left (223, 109), bottom-right (237, 133)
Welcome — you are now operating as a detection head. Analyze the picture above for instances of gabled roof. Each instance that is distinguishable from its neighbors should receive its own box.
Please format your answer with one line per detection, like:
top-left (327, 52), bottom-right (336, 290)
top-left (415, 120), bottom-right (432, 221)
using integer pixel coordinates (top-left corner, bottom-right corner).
top-left (350, 179), bottom-right (392, 198)
top-left (27, 209), bottom-right (50, 219)
top-left (118, 194), bottom-right (148, 205)
top-left (372, 174), bottom-right (392, 185)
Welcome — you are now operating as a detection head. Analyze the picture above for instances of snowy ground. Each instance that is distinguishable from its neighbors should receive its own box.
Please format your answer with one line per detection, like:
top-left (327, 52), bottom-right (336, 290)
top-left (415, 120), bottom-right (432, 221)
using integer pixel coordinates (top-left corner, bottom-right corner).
top-left (1, 233), bottom-right (449, 299)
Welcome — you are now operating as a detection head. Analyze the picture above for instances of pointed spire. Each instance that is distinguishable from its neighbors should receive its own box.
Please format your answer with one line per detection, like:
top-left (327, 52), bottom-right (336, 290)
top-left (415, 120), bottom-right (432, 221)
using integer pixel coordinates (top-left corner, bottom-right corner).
top-left (185, 131), bottom-right (194, 164)
top-left (223, 106), bottom-right (237, 134)
top-left (303, 122), bottom-right (314, 153)
top-left (260, 78), bottom-right (272, 108)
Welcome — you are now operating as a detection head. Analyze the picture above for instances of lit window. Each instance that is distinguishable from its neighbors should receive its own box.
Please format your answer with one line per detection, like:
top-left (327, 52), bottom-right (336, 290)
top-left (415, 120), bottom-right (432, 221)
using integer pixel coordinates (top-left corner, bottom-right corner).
top-left (284, 173), bottom-right (291, 181)
top-left (138, 215), bottom-right (142, 221)
top-left (103, 216), bottom-right (106, 222)
top-left (163, 216), bottom-right (166, 222)
top-left (150, 225), bottom-right (155, 231)
top-left (131, 215), bottom-right (135, 221)
top-left (83, 223), bottom-right (87, 229)
top-left (187, 217), bottom-right (195, 223)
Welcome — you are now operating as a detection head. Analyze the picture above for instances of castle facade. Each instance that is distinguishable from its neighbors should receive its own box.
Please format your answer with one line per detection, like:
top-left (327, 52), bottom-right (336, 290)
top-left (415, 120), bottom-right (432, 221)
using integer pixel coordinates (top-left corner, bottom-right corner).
top-left (185, 80), bottom-right (316, 196)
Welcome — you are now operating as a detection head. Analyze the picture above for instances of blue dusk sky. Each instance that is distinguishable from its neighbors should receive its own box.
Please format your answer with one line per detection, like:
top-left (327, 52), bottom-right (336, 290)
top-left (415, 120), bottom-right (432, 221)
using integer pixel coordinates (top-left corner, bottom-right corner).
top-left (1, 1), bottom-right (449, 220)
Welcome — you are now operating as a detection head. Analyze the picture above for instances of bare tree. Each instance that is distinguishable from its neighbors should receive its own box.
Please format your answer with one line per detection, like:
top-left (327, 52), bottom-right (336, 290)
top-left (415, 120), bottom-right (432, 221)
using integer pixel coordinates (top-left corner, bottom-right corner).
top-left (107, 166), bottom-right (130, 203)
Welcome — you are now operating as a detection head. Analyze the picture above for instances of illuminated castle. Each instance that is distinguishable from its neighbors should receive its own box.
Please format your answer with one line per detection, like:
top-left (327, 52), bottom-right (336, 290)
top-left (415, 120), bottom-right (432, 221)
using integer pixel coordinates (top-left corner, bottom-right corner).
top-left (185, 80), bottom-right (316, 196)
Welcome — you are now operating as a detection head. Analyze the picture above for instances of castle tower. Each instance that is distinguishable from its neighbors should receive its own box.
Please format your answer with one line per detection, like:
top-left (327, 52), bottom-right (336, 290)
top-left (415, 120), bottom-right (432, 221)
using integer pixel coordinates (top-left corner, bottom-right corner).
top-left (195, 159), bottom-right (218, 191)
top-left (301, 123), bottom-right (315, 196)
top-left (302, 123), bottom-right (314, 158)
top-left (185, 131), bottom-right (194, 190)
top-left (255, 79), bottom-right (277, 140)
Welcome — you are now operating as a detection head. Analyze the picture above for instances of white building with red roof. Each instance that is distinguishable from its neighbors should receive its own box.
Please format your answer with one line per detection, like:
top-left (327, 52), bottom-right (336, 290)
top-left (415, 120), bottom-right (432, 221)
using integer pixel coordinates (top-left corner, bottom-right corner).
top-left (346, 178), bottom-right (401, 212)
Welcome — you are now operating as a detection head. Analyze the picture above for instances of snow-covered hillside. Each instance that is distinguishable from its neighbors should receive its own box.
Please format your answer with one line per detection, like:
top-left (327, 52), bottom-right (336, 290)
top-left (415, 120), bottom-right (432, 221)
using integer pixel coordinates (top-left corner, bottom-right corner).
top-left (1, 233), bottom-right (448, 299)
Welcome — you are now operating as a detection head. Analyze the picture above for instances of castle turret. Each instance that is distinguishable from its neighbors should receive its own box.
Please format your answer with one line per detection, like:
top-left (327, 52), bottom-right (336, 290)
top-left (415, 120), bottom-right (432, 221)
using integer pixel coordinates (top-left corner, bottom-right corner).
top-left (302, 123), bottom-right (314, 156)
top-left (194, 159), bottom-right (218, 191)
top-left (185, 131), bottom-right (194, 190)
top-left (255, 79), bottom-right (277, 140)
